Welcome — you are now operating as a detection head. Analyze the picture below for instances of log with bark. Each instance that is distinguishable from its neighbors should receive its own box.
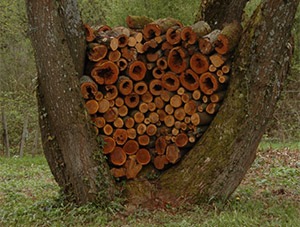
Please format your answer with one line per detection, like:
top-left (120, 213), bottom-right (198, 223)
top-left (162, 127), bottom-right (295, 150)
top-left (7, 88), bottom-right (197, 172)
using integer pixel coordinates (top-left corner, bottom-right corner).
top-left (80, 18), bottom-right (240, 179)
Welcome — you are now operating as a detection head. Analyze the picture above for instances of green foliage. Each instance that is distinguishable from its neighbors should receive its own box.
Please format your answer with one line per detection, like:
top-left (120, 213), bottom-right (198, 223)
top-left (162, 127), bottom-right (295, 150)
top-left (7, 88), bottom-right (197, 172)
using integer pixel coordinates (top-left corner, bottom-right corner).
top-left (79, 0), bottom-right (200, 26)
top-left (1, 148), bottom-right (299, 226)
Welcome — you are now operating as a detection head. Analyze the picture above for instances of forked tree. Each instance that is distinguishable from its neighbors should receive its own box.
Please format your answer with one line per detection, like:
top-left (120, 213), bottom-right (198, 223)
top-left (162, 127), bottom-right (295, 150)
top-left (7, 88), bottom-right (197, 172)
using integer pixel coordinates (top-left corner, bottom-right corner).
top-left (26, 0), bottom-right (299, 206)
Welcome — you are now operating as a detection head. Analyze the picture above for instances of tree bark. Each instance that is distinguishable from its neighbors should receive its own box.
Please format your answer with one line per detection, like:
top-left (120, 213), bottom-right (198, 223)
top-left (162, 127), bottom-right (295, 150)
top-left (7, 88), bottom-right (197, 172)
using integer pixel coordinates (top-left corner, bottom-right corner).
top-left (157, 0), bottom-right (299, 204)
top-left (195, 0), bottom-right (249, 29)
top-left (26, 0), bottom-right (115, 205)
top-left (19, 114), bottom-right (28, 157)
top-left (1, 106), bottom-right (10, 157)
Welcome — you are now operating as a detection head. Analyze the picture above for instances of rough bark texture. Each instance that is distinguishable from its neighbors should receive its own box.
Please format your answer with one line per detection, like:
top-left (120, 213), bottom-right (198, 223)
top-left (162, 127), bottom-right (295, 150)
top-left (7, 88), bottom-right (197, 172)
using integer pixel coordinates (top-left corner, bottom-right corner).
top-left (157, 0), bottom-right (299, 204)
top-left (195, 0), bottom-right (249, 29)
top-left (26, 0), bottom-right (115, 205)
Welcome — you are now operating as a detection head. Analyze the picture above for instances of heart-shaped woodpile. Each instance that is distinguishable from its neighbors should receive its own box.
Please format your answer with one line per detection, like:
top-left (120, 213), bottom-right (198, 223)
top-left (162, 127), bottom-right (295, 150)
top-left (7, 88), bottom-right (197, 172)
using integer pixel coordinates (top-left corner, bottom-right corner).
top-left (81, 17), bottom-right (241, 179)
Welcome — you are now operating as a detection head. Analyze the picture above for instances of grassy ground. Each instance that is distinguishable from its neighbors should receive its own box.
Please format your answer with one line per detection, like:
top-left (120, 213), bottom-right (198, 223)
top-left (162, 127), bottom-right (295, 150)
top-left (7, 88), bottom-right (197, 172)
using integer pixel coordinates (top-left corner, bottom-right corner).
top-left (0, 142), bottom-right (299, 226)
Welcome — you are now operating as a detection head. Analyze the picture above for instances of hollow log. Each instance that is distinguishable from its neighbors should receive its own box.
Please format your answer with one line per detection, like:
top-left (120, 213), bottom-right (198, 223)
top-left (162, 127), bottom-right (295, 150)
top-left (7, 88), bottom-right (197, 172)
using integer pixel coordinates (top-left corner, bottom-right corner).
top-left (215, 21), bottom-right (242, 55)
top-left (190, 53), bottom-right (209, 74)
top-left (143, 17), bottom-right (182, 39)
top-left (124, 93), bottom-right (140, 108)
top-left (168, 47), bottom-right (189, 73)
top-left (87, 43), bottom-right (108, 62)
top-left (91, 61), bottom-right (119, 85)
top-left (117, 76), bottom-right (133, 96)
top-left (80, 75), bottom-right (98, 99)
top-left (128, 61), bottom-right (147, 81)
top-left (161, 72), bottom-right (180, 92)
top-left (179, 69), bottom-right (200, 91)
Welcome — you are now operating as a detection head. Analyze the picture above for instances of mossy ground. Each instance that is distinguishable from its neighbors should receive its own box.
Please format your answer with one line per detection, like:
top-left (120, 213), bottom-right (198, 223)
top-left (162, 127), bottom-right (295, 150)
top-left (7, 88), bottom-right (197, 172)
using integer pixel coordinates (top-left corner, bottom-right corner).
top-left (0, 141), bottom-right (299, 226)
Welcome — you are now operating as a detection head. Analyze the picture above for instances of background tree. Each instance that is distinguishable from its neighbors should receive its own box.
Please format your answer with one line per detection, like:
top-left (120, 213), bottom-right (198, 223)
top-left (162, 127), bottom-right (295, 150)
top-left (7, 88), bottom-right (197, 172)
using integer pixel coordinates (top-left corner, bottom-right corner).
top-left (19, 0), bottom-right (300, 207)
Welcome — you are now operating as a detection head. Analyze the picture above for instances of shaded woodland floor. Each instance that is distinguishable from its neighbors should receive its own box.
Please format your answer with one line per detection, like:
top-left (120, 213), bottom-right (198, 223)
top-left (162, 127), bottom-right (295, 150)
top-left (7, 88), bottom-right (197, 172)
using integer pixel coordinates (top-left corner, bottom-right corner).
top-left (0, 142), bottom-right (299, 226)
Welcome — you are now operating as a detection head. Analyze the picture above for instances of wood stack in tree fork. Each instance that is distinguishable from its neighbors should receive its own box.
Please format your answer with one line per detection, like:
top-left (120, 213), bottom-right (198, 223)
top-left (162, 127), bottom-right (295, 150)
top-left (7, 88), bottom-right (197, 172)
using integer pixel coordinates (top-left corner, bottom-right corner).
top-left (81, 16), bottom-right (241, 179)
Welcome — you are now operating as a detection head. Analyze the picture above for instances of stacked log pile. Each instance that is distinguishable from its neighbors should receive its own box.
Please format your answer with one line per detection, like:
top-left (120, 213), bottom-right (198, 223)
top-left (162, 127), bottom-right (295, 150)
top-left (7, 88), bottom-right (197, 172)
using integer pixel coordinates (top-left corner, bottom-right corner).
top-left (81, 16), bottom-right (241, 179)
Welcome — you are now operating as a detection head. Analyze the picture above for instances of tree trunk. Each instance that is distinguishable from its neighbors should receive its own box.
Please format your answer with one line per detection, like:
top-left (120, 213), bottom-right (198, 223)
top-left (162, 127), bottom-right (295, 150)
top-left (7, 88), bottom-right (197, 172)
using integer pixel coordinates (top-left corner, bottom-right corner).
top-left (26, 0), bottom-right (115, 205)
top-left (157, 0), bottom-right (299, 204)
top-left (195, 0), bottom-right (249, 29)
top-left (1, 106), bottom-right (10, 157)
top-left (19, 114), bottom-right (28, 157)
top-left (125, 0), bottom-right (299, 206)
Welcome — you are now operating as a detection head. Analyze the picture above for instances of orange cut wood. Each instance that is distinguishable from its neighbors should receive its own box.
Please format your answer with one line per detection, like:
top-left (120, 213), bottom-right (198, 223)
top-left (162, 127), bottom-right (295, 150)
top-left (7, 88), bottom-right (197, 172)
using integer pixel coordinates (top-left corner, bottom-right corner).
top-left (84, 24), bottom-right (95, 42)
top-left (184, 100), bottom-right (197, 115)
top-left (215, 21), bottom-right (242, 55)
top-left (104, 85), bottom-right (118, 100)
top-left (153, 67), bottom-right (165, 79)
top-left (117, 76), bottom-right (133, 96)
top-left (127, 128), bottom-right (137, 139)
top-left (174, 107), bottom-right (186, 121)
top-left (113, 128), bottom-right (128, 145)
top-left (103, 136), bottom-right (116, 154)
top-left (199, 72), bottom-right (219, 95)
top-left (210, 91), bottom-right (226, 103)
top-left (146, 124), bottom-right (157, 136)
top-left (167, 47), bottom-right (188, 73)
top-left (143, 17), bottom-right (182, 39)
top-left (155, 136), bottom-right (167, 155)
top-left (149, 79), bottom-right (163, 96)
top-left (123, 140), bottom-right (139, 155)
top-left (164, 115), bottom-right (175, 127)
top-left (141, 91), bottom-right (153, 103)
top-left (103, 107), bottom-right (118, 122)
top-left (110, 146), bottom-right (127, 166)
top-left (136, 148), bottom-right (151, 165)
top-left (108, 50), bottom-right (121, 62)
top-left (87, 43), bottom-right (108, 62)
top-left (80, 76), bottom-right (98, 99)
top-left (118, 105), bottom-right (128, 117)
top-left (92, 117), bottom-right (106, 128)
top-left (136, 123), bottom-right (147, 135)
top-left (206, 103), bottom-right (220, 115)
top-left (110, 167), bottom-right (126, 178)
top-left (128, 61), bottom-right (147, 81)
top-left (166, 144), bottom-right (181, 164)
top-left (154, 97), bottom-right (165, 109)
top-left (153, 155), bottom-right (169, 170)
top-left (180, 26), bottom-right (197, 45)
top-left (103, 124), bottom-right (113, 135)
top-left (198, 29), bottom-right (221, 55)
top-left (124, 93), bottom-right (140, 108)
top-left (170, 95), bottom-right (182, 108)
top-left (166, 26), bottom-right (182, 45)
top-left (179, 69), bottom-right (200, 91)
top-left (161, 72), bottom-right (180, 92)
top-left (124, 117), bottom-right (135, 128)
top-left (160, 90), bottom-right (172, 102)
top-left (85, 100), bottom-right (99, 114)
top-left (117, 58), bottom-right (128, 71)
top-left (138, 135), bottom-right (150, 146)
top-left (134, 81), bottom-right (148, 95)
top-left (190, 53), bottom-right (209, 74)
top-left (175, 133), bottom-right (189, 147)
top-left (91, 61), bottom-right (119, 85)
top-left (113, 117), bottom-right (124, 128)
top-left (156, 57), bottom-right (168, 70)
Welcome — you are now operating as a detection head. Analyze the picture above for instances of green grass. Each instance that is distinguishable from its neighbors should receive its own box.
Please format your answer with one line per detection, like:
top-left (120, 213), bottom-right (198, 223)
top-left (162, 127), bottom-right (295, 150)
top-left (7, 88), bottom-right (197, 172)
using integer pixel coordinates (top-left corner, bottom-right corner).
top-left (0, 144), bottom-right (299, 226)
